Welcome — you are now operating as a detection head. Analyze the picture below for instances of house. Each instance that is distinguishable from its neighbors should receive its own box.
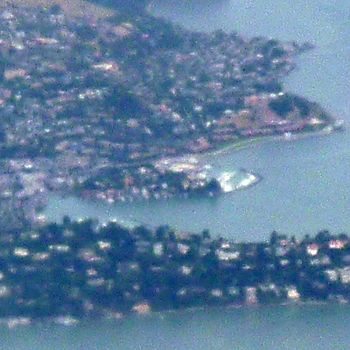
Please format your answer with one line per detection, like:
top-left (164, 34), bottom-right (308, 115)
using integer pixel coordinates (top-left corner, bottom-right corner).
top-left (324, 269), bottom-right (338, 282)
top-left (216, 249), bottom-right (240, 262)
top-left (286, 286), bottom-right (300, 301)
top-left (306, 243), bottom-right (319, 256)
top-left (132, 302), bottom-right (151, 314)
top-left (339, 267), bottom-right (350, 284)
top-left (329, 240), bottom-right (347, 250)
top-left (245, 287), bottom-right (258, 304)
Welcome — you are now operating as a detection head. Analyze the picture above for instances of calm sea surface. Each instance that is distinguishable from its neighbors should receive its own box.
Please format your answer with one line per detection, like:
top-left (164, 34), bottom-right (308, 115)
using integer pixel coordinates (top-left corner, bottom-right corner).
top-left (7, 0), bottom-right (350, 348)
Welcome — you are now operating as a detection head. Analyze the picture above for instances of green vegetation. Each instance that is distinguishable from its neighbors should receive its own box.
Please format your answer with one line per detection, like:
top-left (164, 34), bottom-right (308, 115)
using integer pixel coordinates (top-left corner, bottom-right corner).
top-left (0, 219), bottom-right (349, 321)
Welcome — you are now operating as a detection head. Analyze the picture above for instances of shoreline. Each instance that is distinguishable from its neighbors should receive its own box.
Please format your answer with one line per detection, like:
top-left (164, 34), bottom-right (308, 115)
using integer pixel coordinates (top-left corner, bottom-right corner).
top-left (0, 3), bottom-right (344, 225)
top-left (40, 123), bottom-right (340, 220)
top-left (199, 123), bottom-right (341, 161)
top-left (4, 214), bottom-right (350, 329)
top-left (1, 298), bottom-right (349, 329)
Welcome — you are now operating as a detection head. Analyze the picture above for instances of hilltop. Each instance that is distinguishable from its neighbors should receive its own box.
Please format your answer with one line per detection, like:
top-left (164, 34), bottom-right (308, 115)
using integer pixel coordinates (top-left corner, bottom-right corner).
top-left (1, 0), bottom-right (116, 18)
top-left (87, 0), bottom-right (149, 12)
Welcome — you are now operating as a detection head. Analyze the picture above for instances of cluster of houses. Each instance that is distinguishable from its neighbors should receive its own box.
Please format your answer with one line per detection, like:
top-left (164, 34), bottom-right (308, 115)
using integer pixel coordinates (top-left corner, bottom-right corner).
top-left (0, 218), bottom-right (349, 323)
top-left (76, 163), bottom-right (221, 203)
top-left (0, 5), bottom-right (333, 223)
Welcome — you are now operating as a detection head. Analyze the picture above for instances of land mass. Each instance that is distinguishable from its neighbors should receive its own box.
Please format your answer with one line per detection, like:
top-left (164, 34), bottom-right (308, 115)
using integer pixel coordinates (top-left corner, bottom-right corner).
top-left (0, 218), bottom-right (349, 326)
top-left (0, 1), bottom-right (345, 326)
top-left (0, 2), bottom-right (341, 230)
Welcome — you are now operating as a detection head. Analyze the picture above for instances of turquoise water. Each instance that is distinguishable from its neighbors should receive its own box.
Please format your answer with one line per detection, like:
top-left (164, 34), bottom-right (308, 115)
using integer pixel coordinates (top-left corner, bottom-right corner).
top-left (11, 0), bottom-right (350, 348)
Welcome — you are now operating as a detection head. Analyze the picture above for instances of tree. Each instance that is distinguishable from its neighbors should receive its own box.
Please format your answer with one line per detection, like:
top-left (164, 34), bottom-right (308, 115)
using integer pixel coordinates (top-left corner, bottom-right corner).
top-left (268, 95), bottom-right (294, 117)
top-left (269, 231), bottom-right (279, 245)
top-left (156, 225), bottom-right (171, 240)
top-left (134, 225), bottom-right (153, 240)
top-left (202, 229), bottom-right (211, 240)
top-left (293, 95), bottom-right (311, 117)
top-left (315, 230), bottom-right (331, 244)
top-left (63, 215), bottom-right (72, 227)
top-left (205, 179), bottom-right (221, 194)
top-left (49, 4), bottom-right (63, 15)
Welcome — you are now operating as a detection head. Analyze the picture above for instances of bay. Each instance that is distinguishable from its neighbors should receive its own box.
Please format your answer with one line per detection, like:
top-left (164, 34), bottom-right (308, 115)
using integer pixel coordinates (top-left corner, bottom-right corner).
top-left (46, 129), bottom-right (350, 241)
top-left (10, 1), bottom-right (350, 349)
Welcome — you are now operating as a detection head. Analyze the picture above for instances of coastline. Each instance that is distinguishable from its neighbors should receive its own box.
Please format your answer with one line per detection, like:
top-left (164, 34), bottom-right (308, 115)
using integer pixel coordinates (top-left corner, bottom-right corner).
top-left (0, 3), bottom-right (349, 349)
top-left (0, 2), bottom-right (344, 221)
top-left (40, 123), bottom-right (340, 216)
top-left (1, 298), bottom-right (349, 329)
top-left (199, 123), bottom-right (341, 161)
top-left (5, 209), bottom-right (350, 329)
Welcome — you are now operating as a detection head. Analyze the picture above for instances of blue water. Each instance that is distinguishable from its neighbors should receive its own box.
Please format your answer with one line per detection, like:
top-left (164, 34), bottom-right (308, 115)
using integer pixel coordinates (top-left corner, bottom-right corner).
top-left (10, 0), bottom-right (350, 348)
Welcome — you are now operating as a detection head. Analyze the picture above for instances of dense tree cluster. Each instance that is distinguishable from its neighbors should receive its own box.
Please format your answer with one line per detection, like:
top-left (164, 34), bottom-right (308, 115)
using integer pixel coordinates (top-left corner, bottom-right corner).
top-left (0, 219), bottom-right (349, 320)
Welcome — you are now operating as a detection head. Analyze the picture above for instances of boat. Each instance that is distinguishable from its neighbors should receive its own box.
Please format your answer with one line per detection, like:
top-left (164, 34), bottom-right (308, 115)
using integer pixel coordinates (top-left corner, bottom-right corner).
top-left (283, 132), bottom-right (298, 141)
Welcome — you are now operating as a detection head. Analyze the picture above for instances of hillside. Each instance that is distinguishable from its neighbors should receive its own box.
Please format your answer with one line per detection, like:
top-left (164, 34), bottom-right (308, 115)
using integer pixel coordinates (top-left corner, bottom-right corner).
top-left (1, 0), bottom-right (116, 18)
top-left (87, 0), bottom-right (149, 12)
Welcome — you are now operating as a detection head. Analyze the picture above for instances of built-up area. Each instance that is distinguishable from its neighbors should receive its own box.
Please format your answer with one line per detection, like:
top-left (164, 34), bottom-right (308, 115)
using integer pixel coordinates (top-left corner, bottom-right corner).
top-left (0, 220), bottom-right (349, 325)
top-left (0, 5), bottom-right (335, 228)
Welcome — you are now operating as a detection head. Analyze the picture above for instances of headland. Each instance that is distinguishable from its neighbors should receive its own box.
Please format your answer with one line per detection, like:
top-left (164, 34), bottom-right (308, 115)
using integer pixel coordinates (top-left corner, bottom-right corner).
top-left (0, 2), bottom-right (342, 231)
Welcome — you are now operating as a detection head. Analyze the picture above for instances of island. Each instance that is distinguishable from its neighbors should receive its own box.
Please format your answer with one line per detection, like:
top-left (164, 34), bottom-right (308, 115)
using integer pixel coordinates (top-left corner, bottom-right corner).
top-left (0, 2), bottom-right (343, 231)
top-left (0, 218), bottom-right (350, 327)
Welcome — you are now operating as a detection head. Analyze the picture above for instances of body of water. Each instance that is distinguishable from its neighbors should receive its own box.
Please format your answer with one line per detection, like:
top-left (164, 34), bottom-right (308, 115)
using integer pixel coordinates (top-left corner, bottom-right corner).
top-left (2, 305), bottom-right (350, 350)
top-left (10, 0), bottom-right (350, 348)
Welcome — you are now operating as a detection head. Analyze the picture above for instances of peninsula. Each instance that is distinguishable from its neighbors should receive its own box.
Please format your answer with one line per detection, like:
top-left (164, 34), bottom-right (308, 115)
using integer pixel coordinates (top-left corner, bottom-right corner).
top-left (0, 2), bottom-right (341, 230)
